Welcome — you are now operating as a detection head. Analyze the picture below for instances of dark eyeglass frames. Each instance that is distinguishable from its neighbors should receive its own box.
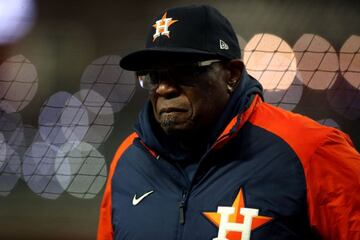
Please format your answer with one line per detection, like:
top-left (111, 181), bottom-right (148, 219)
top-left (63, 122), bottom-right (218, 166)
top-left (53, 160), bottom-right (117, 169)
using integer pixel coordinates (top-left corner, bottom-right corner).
top-left (136, 60), bottom-right (222, 91)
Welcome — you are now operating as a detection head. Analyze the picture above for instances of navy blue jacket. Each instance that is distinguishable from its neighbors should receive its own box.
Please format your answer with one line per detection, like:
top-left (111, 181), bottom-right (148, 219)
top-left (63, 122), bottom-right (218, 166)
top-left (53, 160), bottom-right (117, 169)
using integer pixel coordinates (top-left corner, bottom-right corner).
top-left (98, 70), bottom-right (360, 240)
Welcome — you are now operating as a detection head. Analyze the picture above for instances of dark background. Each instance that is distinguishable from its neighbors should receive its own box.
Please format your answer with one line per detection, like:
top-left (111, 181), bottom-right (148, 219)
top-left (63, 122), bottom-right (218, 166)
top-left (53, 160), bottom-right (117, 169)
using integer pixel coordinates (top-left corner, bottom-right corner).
top-left (0, 0), bottom-right (359, 239)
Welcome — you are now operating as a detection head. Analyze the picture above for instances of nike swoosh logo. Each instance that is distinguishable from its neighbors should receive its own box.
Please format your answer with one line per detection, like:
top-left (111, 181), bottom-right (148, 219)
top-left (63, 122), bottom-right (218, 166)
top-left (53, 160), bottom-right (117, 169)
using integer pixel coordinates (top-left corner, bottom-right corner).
top-left (132, 190), bottom-right (154, 206)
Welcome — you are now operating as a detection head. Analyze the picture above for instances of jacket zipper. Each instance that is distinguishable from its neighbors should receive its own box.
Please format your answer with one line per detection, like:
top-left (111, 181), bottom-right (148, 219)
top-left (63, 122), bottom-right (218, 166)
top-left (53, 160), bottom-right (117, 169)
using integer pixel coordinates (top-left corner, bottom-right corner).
top-left (139, 142), bottom-right (218, 239)
top-left (179, 190), bottom-right (187, 224)
top-left (154, 154), bottom-right (190, 231)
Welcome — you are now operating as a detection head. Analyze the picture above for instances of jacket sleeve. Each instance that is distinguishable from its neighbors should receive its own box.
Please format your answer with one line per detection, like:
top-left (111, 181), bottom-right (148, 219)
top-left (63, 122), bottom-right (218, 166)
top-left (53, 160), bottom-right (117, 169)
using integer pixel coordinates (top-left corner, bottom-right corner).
top-left (97, 133), bottom-right (138, 240)
top-left (306, 129), bottom-right (360, 239)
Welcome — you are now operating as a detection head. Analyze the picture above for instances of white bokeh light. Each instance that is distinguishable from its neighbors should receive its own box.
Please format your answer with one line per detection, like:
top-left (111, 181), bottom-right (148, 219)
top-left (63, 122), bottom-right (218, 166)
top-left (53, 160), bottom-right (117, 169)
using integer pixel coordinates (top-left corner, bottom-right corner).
top-left (80, 55), bottom-right (136, 113)
top-left (0, 55), bottom-right (38, 113)
top-left (293, 34), bottom-right (339, 90)
top-left (74, 89), bottom-right (114, 147)
top-left (0, 145), bottom-right (21, 196)
top-left (0, 0), bottom-right (36, 44)
top-left (339, 35), bottom-right (360, 88)
top-left (22, 141), bottom-right (66, 199)
top-left (0, 132), bottom-right (6, 170)
top-left (244, 33), bottom-right (302, 111)
top-left (55, 142), bottom-right (107, 199)
top-left (38, 91), bottom-right (89, 149)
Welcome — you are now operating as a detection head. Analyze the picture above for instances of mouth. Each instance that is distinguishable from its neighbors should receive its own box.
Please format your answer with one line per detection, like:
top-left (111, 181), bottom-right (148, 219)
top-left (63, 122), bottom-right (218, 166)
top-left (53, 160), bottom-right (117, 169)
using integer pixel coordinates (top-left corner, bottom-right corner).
top-left (159, 107), bottom-right (187, 115)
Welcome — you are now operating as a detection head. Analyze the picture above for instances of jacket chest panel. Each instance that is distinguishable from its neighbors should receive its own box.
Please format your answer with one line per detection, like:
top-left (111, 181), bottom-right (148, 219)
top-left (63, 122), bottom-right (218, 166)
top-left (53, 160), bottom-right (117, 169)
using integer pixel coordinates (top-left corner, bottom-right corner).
top-left (112, 142), bottom-right (309, 240)
top-left (112, 189), bottom-right (180, 240)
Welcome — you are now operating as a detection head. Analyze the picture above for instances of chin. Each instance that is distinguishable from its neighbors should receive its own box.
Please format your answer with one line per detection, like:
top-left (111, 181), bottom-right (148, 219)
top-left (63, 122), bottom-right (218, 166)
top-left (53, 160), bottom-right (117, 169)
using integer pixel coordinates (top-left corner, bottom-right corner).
top-left (160, 120), bottom-right (193, 135)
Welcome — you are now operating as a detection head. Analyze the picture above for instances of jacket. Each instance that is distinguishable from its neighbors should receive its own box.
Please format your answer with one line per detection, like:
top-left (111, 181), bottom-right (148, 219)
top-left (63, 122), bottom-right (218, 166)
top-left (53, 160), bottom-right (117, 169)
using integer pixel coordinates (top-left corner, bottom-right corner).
top-left (97, 69), bottom-right (360, 240)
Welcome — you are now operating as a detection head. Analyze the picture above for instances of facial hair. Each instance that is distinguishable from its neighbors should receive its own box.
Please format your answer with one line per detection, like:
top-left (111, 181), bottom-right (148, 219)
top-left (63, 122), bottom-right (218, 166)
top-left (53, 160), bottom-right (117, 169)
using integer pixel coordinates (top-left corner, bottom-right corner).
top-left (160, 114), bottom-right (176, 129)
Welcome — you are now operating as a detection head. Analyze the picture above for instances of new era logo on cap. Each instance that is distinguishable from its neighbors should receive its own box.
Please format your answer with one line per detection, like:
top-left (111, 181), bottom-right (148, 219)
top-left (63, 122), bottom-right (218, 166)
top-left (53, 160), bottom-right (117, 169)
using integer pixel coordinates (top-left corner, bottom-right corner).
top-left (219, 39), bottom-right (229, 50)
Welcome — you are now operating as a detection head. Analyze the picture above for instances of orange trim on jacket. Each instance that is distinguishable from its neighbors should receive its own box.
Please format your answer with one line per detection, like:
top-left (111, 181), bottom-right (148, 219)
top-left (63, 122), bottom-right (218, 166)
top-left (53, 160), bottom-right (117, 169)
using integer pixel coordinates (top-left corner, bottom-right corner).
top-left (249, 101), bottom-right (360, 239)
top-left (214, 95), bottom-right (262, 150)
top-left (97, 132), bottom-right (138, 240)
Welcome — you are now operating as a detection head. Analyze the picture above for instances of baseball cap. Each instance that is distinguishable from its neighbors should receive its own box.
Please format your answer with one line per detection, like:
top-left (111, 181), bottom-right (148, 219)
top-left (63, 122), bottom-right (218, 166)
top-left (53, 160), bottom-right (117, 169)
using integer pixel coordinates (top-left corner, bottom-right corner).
top-left (120, 4), bottom-right (240, 71)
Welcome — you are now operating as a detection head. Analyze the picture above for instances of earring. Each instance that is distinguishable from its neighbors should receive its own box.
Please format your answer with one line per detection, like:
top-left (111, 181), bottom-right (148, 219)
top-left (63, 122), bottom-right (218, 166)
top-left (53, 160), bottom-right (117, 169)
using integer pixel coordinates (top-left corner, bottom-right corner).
top-left (227, 84), bottom-right (234, 93)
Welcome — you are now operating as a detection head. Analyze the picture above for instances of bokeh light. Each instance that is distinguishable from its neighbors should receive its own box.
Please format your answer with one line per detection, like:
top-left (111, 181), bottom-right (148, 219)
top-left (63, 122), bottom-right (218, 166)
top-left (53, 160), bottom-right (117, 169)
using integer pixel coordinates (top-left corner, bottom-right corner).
top-left (293, 34), bottom-right (339, 90)
top-left (0, 110), bottom-right (25, 196)
top-left (55, 142), bottom-right (107, 199)
top-left (22, 141), bottom-right (65, 199)
top-left (0, 110), bottom-right (25, 153)
top-left (0, 0), bottom-right (36, 44)
top-left (244, 33), bottom-right (302, 111)
top-left (0, 55), bottom-right (38, 113)
top-left (339, 35), bottom-right (360, 88)
top-left (326, 35), bottom-right (360, 120)
top-left (80, 55), bottom-right (136, 113)
top-left (17, 124), bottom-right (38, 153)
top-left (38, 91), bottom-right (89, 149)
top-left (74, 89), bottom-right (114, 147)
top-left (0, 133), bottom-right (6, 169)
top-left (0, 145), bottom-right (21, 196)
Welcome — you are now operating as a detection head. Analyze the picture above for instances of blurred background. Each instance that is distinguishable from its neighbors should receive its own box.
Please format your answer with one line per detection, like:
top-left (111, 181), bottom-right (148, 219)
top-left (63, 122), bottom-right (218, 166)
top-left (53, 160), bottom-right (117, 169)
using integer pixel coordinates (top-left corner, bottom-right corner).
top-left (0, 0), bottom-right (359, 239)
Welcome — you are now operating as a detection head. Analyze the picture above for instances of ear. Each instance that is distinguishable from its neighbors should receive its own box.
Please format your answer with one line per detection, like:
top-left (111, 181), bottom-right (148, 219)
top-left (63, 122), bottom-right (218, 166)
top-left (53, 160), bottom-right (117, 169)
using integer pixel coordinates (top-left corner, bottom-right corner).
top-left (225, 59), bottom-right (244, 89)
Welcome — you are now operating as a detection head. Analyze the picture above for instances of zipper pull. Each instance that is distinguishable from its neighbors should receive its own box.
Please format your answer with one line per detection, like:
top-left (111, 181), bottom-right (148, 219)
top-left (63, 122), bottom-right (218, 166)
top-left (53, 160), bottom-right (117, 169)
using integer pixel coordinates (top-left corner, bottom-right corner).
top-left (179, 191), bottom-right (187, 224)
top-left (179, 201), bottom-right (185, 224)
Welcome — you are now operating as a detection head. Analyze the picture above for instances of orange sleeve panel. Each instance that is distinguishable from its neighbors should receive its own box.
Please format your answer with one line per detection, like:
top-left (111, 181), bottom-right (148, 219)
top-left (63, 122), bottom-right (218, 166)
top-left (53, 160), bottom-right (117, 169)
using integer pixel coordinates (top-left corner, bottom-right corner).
top-left (97, 132), bottom-right (138, 240)
top-left (307, 130), bottom-right (360, 239)
top-left (249, 102), bottom-right (360, 239)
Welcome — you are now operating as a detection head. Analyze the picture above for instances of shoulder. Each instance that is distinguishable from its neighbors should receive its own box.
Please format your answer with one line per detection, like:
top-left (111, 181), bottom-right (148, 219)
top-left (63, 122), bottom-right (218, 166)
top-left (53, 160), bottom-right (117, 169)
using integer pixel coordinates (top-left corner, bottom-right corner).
top-left (108, 132), bottom-right (139, 178)
top-left (248, 101), bottom-right (345, 162)
top-left (246, 102), bottom-right (360, 239)
top-left (113, 133), bottom-right (139, 160)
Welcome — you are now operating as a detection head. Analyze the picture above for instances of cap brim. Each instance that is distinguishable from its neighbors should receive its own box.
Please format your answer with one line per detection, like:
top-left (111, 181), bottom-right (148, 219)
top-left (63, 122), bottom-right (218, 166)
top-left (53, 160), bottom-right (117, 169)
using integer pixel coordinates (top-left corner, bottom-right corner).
top-left (119, 47), bottom-right (222, 71)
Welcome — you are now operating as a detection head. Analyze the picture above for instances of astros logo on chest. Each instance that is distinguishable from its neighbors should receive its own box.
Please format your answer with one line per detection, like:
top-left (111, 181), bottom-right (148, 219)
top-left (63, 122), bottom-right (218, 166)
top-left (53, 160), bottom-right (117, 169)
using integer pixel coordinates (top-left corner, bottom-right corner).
top-left (203, 188), bottom-right (272, 240)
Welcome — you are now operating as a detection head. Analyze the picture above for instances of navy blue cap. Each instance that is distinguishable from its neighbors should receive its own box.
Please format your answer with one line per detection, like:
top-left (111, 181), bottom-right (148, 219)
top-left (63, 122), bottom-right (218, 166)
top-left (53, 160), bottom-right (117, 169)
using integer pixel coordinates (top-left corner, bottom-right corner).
top-left (120, 4), bottom-right (240, 71)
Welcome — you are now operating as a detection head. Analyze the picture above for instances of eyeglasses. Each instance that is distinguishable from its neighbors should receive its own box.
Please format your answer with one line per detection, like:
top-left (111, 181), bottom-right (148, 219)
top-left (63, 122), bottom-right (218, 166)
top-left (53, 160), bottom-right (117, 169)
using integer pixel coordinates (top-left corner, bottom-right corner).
top-left (136, 60), bottom-right (222, 91)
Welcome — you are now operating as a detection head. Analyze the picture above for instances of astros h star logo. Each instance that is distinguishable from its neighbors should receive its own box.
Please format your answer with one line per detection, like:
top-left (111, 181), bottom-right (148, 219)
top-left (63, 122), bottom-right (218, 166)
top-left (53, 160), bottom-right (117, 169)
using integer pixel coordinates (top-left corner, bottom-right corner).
top-left (203, 188), bottom-right (272, 240)
top-left (152, 12), bottom-right (178, 41)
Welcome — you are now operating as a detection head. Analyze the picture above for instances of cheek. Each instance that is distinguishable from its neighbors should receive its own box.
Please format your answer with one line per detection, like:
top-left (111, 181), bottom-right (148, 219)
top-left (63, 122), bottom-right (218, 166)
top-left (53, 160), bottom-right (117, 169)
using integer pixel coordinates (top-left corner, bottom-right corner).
top-left (190, 85), bottom-right (229, 125)
top-left (189, 91), bottom-right (215, 120)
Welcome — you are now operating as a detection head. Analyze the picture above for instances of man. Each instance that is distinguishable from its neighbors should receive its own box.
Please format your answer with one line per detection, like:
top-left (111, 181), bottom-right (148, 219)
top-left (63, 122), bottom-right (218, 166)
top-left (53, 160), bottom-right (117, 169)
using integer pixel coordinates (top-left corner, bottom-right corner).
top-left (98, 4), bottom-right (360, 240)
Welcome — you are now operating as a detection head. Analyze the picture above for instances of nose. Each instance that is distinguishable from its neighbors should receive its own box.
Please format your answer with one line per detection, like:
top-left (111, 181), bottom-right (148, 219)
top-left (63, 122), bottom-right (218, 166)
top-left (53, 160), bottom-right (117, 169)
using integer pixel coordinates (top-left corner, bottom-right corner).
top-left (154, 73), bottom-right (179, 98)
